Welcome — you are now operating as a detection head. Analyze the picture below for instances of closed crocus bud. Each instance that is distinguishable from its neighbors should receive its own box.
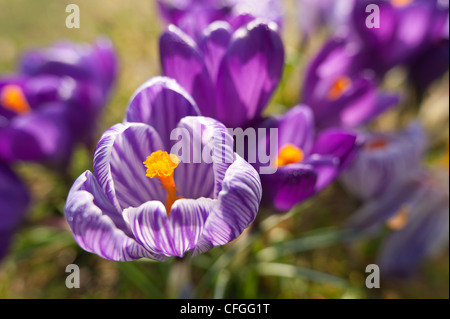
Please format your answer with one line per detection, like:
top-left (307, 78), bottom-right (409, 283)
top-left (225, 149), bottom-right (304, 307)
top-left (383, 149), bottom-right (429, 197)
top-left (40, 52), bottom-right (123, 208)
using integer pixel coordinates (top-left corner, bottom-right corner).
top-left (340, 121), bottom-right (426, 201)
top-left (160, 19), bottom-right (284, 128)
top-left (0, 162), bottom-right (30, 259)
top-left (65, 77), bottom-right (262, 260)
top-left (301, 38), bottom-right (400, 130)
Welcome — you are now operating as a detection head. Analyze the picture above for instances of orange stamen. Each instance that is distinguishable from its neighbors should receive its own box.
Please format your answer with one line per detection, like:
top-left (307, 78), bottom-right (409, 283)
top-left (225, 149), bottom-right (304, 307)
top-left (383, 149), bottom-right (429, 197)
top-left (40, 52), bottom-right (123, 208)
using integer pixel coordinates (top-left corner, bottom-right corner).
top-left (365, 138), bottom-right (389, 150)
top-left (276, 144), bottom-right (304, 167)
top-left (143, 151), bottom-right (181, 215)
top-left (391, 0), bottom-right (413, 8)
top-left (327, 77), bottom-right (352, 101)
top-left (386, 205), bottom-right (409, 230)
top-left (0, 85), bottom-right (31, 114)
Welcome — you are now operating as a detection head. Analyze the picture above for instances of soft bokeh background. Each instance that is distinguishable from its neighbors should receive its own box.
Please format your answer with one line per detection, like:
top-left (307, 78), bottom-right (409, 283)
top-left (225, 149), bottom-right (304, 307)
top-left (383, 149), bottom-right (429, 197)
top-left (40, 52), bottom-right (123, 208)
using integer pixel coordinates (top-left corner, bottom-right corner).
top-left (0, 0), bottom-right (448, 299)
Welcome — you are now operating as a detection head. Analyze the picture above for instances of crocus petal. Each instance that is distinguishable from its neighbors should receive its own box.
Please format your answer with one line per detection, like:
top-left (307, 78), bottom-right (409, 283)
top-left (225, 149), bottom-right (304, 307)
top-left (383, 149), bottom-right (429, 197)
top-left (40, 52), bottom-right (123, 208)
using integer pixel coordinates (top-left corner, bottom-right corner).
top-left (173, 116), bottom-right (236, 199)
top-left (93, 123), bottom-right (166, 211)
top-left (311, 129), bottom-right (359, 170)
top-left (377, 200), bottom-right (449, 278)
top-left (216, 19), bottom-right (284, 127)
top-left (198, 21), bottom-right (232, 83)
top-left (195, 156), bottom-right (262, 253)
top-left (123, 198), bottom-right (214, 257)
top-left (125, 76), bottom-right (200, 148)
top-left (302, 155), bottom-right (340, 192)
top-left (0, 103), bottom-right (74, 165)
top-left (277, 105), bottom-right (315, 153)
top-left (159, 26), bottom-right (217, 118)
top-left (65, 171), bottom-right (162, 261)
top-left (0, 163), bottom-right (29, 258)
top-left (261, 163), bottom-right (317, 212)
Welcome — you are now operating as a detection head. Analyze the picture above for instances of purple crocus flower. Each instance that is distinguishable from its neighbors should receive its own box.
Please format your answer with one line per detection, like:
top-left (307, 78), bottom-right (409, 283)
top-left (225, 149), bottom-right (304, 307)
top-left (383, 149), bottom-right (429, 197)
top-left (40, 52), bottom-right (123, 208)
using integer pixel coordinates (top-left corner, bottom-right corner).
top-left (0, 38), bottom-right (117, 167)
top-left (157, 0), bottom-right (283, 40)
top-left (249, 104), bottom-right (360, 212)
top-left (301, 38), bottom-right (400, 130)
top-left (350, 0), bottom-right (449, 79)
top-left (65, 77), bottom-right (262, 260)
top-left (340, 121), bottom-right (426, 201)
top-left (347, 168), bottom-right (449, 278)
top-left (160, 19), bottom-right (284, 128)
top-left (0, 162), bottom-right (30, 259)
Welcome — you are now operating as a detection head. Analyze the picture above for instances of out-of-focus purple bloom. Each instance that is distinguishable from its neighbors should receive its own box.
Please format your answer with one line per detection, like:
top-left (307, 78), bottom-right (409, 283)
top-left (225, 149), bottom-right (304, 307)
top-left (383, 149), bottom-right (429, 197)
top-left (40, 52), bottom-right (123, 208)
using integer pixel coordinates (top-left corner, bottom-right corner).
top-left (157, 0), bottom-right (283, 40)
top-left (250, 105), bottom-right (360, 212)
top-left (0, 162), bottom-right (30, 259)
top-left (301, 38), bottom-right (400, 129)
top-left (350, 0), bottom-right (449, 80)
top-left (348, 168), bottom-right (449, 278)
top-left (340, 121), bottom-right (426, 201)
top-left (296, 0), bottom-right (354, 42)
top-left (65, 77), bottom-right (262, 260)
top-left (160, 19), bottom-right (284, 128)
top-left (0, 38), bottom-right (117, 167)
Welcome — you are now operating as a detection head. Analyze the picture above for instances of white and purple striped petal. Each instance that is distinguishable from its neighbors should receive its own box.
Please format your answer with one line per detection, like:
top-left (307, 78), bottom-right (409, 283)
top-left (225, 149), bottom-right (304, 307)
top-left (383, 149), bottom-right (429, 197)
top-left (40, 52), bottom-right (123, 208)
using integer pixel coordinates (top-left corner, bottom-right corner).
top-left (65, 171), bottom-right (164, 261)
top-left (124, 198), bottom-right (214, 258)
top-left (93, 122), bottom-right (166, 211)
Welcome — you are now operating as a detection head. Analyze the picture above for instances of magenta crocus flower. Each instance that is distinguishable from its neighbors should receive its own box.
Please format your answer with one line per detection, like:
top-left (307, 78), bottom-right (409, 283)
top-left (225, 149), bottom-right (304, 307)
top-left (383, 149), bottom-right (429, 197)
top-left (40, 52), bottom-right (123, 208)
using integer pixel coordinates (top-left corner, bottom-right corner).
top-left (157, 0), bottom-right (283, 40)
top-left (65, 77), bottom-right (262, 260)
top-left (348, 168), bottom-right (449, 278)
top-left (302, 38), bottom-right (400, 129)
top-left (0, 38), bottom-right (117, 167)
top-left (350, 0), bottom-right (449, 79)
top-left (159, 19), bottom-right (284, 128)
top-left (249, 104), bottom-right (360, 212)
top-left (0, 162), bottom-right (30, 259)
top-left (340, 121), bottom-right (426, 201)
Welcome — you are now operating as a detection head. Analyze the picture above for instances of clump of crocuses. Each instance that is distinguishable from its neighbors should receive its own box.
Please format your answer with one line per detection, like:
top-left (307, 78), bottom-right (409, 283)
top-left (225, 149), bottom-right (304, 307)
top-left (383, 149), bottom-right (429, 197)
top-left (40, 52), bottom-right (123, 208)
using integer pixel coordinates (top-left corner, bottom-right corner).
top-left (65, 77), bottom-right (262, 260)
top-left (0, 37), bottom-right (117, 168)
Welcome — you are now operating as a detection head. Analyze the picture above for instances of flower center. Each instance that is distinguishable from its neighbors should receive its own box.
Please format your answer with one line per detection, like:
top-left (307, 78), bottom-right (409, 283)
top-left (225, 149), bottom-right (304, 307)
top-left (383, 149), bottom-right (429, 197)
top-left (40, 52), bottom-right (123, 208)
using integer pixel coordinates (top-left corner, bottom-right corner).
top-left (365, 138), bottom-right (388, 150)
top-left (143, 150), bottom-right (181, 215)
top-left (391, 0), bottom-right (413, 8)
top-left (0, 85), bottom-right (31, 115)
top-left (386, 205), bottom-right (409, 230)
top-left (276, 144), bottom-right (304, 167)
top-left (327, 77), bottom-right (352, 101)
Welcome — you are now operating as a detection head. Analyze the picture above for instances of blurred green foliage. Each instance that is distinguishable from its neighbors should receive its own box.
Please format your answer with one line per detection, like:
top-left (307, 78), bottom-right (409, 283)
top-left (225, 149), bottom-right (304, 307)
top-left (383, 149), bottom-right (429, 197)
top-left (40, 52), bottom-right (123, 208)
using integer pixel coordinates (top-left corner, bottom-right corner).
top-left (0, 0), bottom-right (448, 299)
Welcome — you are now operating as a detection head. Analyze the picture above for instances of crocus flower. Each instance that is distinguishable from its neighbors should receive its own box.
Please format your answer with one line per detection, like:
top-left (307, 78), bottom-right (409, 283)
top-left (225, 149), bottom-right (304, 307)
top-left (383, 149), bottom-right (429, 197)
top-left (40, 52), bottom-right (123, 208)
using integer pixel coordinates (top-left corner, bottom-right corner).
top-left (301, 38), bottom-right (400, 130)
top-left (249, 104), bottom-right (359, 212)
top-left (347, 168), bottom-right (449, 278)
top-left (65, 77), bottom-right (262, 260)
top-left (160, 19), bottom-right (284, 128)
top-left (340, 121), bottom-right (426, 201)
top-left (0, 38), bottom-right (117, 167)
top-left (350, 0), bottom-right (449, 79)
top-left (0, 162), bottom-right (30, 259)
top-left (157, 0), bottom-right (283, 40)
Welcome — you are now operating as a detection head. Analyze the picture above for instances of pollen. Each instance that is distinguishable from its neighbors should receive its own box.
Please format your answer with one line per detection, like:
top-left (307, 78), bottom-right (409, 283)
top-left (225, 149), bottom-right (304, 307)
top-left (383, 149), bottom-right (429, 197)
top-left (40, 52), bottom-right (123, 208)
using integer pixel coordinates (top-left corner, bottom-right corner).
top-left (276, 144), bottom-right (304, 167)
top-left (365, 138), bottom-right (389, 151)
top-left (391, 0), bottom-right (412, 8)
top-left (386, 205), bottom-right (409, 230)
top-left (327, 76), bottom-right (352, 101)
top-left (144, 151), bottom-right (181, 214)
top-left (0, 85), bottom-right (31, 114)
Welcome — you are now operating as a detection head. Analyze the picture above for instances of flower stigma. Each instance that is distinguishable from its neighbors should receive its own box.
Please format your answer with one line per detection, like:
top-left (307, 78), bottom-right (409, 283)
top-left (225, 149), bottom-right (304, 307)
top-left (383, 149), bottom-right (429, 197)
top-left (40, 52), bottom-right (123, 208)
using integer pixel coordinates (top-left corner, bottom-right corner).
top-left (0, 85), bottom-right (31, 114)
top-left (327, 76), bottom-right (352, 101)
top-left (144, 150), bottom-right (181, 215)
top-left (276, 144), bottom-right (304, 167)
